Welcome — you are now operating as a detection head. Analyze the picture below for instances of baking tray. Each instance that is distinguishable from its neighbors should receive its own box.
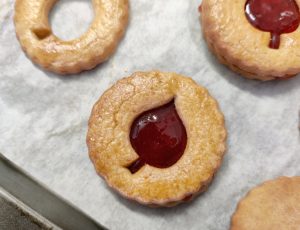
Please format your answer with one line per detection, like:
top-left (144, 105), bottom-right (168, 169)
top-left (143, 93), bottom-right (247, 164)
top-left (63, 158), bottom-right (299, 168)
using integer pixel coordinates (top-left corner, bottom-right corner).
top-left (0, 188), bottom-right (58, 230)
top-left (1, 0), bottom-right (300, 229)
top-left (0, 152), bottom-right (105, 230)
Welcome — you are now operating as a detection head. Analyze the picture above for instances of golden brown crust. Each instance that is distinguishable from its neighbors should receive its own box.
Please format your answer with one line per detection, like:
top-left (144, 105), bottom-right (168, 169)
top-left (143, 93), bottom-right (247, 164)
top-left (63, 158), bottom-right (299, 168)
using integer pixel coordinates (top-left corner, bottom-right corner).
top-left (231, 177), bottom-right (300, 230)
top-left (86, 71), bottom-right (227, 207)
top-left (201, 0), bottom-right (300, 81)
top-left (14, 0), bottom-right (128, 75)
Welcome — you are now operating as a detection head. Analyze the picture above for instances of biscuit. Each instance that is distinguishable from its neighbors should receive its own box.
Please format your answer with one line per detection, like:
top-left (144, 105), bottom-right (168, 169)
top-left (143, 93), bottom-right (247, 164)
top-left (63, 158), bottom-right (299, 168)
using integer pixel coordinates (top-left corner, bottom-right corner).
top-left (87, 71), bottom-right (227, 206)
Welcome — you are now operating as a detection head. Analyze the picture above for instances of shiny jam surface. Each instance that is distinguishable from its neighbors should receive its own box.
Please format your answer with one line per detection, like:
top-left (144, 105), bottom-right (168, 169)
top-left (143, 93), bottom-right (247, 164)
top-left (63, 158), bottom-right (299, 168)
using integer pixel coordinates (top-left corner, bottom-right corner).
top-left (128, 100), bottom-right (187, 174)
top-left (245, 0), bottom-right (300, 49)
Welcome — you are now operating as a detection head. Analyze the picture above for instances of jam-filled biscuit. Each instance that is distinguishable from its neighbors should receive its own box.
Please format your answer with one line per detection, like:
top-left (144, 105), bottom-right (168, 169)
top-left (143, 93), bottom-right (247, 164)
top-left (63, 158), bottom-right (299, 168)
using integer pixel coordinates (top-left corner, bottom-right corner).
top-left (14, 0), bottom-right (128, 74)
top-left (200, 0), bottom-right (300, 80)
top-left (231, 177), bottom-right (300, 230)
top-left (87, 71), bottom-right (227, 207)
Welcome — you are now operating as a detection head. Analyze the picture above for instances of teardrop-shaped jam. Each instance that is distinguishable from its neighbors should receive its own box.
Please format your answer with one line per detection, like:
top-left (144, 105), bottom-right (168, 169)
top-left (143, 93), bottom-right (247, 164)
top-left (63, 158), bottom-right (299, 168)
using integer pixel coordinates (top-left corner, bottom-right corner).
top-left (245, 0), bottom-right (300, 49)
top-left (128, 100), bottom-right (187, 174)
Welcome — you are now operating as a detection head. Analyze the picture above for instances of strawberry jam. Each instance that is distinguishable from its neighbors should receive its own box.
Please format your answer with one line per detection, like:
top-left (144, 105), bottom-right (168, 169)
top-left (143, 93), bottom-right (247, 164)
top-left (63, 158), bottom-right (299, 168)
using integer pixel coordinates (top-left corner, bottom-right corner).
top-left (245, 0), bottom-right (300, 49)
top-left (128, 100), bottom-right (187, 174)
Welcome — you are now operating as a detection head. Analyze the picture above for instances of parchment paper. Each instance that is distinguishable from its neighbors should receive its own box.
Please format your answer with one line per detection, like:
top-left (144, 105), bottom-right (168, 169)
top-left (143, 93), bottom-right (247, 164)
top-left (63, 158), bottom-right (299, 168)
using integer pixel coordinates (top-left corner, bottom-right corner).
top-left (1, 0), bottom-right (300, 229)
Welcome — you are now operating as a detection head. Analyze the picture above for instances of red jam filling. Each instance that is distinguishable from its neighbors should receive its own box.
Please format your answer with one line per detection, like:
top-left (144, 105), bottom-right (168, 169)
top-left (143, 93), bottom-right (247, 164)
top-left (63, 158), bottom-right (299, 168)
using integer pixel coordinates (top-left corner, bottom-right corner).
top-left (245, 0), bottom-right (300, 49)
top-left (128, 100), bottom-right (187, 174)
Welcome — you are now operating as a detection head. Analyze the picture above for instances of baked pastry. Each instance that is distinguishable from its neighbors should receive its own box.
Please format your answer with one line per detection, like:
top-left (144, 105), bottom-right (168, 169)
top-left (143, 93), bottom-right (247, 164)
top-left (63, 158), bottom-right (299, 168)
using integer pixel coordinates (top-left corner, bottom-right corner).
top-left (87, 71), bottom-right (227, 207)
top-left (14, 0), bottom-right (128, 74)
top-left (231, 177), bottom-right (300, 230)
top-left (200, 0), bottom-right (300, 81)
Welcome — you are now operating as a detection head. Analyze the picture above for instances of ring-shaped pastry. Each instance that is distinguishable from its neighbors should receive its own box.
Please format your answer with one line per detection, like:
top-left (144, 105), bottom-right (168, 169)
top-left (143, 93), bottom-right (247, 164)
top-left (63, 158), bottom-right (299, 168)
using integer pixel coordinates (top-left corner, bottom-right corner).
top-left (201, 0), bottom-right (300, 81)
top-left (14, 0), bottom-right (129, 74)
top-left (87, 71), bottom-right (227, 207)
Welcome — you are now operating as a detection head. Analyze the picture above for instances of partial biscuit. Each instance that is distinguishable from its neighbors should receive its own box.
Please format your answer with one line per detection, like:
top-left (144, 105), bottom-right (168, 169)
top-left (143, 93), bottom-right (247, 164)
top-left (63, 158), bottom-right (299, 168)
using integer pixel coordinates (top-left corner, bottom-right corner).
top-left (201, 0), bottom-right (300, 80)
top-left (231, 177), bottom-right (300, 229)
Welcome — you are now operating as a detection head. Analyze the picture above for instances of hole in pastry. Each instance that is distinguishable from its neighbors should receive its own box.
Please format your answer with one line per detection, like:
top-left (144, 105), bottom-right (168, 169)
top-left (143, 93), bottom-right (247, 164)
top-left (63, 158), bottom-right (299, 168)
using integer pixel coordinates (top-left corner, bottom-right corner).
top-left (127, 99), bottom-right (187, 174)
top-left (32, 28), bottom-right (51, 40)
top-left (49, 0), bottom-right (94, 41)
top-left (245, 0), bottom-right (300, 49)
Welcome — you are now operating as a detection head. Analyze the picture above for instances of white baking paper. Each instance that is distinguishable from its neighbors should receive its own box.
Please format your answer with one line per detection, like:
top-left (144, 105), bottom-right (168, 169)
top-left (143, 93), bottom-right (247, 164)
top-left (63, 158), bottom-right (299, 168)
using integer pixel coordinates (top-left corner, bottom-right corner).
top-left (1, 0), bottom-right (300, 229)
